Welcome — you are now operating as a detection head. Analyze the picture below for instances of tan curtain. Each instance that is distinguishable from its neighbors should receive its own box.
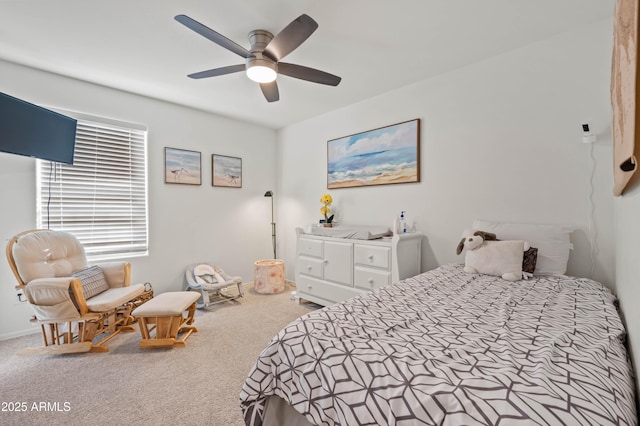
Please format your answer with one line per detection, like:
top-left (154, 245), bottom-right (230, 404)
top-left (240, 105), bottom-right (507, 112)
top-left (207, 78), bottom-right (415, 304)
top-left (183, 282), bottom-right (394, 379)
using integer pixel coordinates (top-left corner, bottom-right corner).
top-left (612, 0), bottom-right (640, 196)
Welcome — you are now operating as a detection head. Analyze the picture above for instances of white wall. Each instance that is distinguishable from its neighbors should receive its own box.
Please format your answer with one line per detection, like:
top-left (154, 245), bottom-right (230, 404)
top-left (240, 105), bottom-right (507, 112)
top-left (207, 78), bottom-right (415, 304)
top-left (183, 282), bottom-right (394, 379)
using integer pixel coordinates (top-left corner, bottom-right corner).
top-left (0, 60), bottom-right (277, 339)
top-left (278, 20), bottom-right (615, 287)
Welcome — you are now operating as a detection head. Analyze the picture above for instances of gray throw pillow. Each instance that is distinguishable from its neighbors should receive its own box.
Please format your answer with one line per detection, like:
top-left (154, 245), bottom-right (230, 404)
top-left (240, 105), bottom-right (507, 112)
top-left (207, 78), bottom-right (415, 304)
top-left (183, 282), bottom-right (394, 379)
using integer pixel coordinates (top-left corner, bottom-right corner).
top-left (71, 265), bottom-right (109, 299)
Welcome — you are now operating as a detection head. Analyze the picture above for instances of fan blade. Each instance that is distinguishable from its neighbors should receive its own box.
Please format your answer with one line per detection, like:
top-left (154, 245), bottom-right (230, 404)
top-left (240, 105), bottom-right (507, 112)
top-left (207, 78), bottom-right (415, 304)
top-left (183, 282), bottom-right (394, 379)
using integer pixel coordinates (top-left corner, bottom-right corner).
top-left (278, 63), bottom-right (341, 86)
top-left (263, 14), bottom-right (318, 61)
top-left (187, 64), bottom-right (246, 79)
top-left (175, 15), bottom-right (251, 59)
top-left (260, 81), bottom-right (279, 102)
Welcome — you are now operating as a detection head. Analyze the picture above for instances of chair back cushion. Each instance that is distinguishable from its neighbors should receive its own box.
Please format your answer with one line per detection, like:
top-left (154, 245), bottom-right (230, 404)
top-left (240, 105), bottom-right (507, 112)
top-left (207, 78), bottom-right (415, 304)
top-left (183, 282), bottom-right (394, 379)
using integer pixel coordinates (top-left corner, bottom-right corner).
top-left (12, 230), bottom-right (88, 284)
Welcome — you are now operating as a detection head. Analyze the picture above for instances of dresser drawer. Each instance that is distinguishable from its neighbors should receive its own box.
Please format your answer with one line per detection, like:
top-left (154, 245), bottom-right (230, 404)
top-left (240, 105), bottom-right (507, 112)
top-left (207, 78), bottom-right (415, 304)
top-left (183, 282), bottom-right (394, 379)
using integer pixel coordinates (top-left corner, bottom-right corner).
top-left (298, 238), bottom-right (323, 258)
top-left (296, 256), bottom-right (323, 279)
top-left (354, 266), bottom-right (391, 291)
top-left (354, 245), bottom-right (390, 269)
top-left (298, 275), bottom-right (361, 303)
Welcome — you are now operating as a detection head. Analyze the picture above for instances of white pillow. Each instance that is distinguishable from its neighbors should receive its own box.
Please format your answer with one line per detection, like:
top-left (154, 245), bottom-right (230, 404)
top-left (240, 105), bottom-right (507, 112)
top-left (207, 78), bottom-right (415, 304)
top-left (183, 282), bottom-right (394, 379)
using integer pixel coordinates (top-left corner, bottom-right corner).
top-left (472, 220), bottom-right (571, 275)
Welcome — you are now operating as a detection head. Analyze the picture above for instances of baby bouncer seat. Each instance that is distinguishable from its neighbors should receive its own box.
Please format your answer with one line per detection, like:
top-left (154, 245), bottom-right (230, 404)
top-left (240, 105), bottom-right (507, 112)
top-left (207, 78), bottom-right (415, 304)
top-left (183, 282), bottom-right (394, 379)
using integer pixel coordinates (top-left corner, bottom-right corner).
top-left (185, 263), bottom-right (243, 308)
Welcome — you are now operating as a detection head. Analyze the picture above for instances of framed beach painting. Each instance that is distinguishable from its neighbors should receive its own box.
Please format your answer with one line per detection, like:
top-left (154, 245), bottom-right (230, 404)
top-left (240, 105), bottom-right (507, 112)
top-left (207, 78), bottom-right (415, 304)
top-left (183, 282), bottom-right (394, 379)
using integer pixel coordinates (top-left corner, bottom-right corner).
top-left (212, 154), bottom-right (242, 188)
top-left (164, 147), bottom-right (201, 185)
top-left (327, 119), bottom-right (420, 189)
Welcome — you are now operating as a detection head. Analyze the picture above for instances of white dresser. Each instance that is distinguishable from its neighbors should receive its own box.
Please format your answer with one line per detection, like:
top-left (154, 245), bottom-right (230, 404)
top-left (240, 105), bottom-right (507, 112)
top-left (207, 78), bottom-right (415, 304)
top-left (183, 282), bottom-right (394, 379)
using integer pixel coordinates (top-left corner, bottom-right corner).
top-left (295, 228), bottom-right (422, 306)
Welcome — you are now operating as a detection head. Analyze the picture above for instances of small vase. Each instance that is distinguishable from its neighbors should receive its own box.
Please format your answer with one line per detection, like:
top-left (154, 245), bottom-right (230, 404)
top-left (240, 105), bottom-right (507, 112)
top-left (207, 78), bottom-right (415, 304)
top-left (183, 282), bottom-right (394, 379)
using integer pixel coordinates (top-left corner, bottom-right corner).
top-left (323, 223), bottom-right (333, 228)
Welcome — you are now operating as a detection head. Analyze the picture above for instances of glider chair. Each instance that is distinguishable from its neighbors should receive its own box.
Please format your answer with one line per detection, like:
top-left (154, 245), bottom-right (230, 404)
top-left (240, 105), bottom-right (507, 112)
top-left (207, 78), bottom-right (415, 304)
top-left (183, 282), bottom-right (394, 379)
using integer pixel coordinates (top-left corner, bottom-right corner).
top-left (185, 263), bottom-right (243, 308)
top-left (6, 229), bottom-right (150, 354)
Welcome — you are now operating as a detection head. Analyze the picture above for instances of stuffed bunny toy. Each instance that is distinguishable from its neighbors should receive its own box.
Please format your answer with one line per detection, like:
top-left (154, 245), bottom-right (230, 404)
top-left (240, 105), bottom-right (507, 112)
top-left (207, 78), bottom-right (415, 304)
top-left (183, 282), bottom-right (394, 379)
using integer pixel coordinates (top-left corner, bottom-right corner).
top-left (456, 229), bottom-right (527, 281)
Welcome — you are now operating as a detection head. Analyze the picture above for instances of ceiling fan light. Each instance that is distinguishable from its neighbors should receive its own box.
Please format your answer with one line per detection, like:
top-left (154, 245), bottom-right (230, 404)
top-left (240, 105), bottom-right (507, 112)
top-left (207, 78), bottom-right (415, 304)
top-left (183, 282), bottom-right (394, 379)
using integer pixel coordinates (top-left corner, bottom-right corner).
top-left (247, 65), bottom-right (277, 83)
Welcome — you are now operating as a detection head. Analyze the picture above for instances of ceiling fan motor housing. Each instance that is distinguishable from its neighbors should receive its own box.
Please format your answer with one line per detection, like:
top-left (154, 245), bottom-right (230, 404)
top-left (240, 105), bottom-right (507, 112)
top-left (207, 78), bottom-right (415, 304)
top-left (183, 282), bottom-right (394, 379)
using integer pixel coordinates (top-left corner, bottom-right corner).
top-left (246, 29), bottom-right (278, 81)
top-left (248, 30), bottom-right (274, 53)
top-left (246, 55), bottom-right (277, 72)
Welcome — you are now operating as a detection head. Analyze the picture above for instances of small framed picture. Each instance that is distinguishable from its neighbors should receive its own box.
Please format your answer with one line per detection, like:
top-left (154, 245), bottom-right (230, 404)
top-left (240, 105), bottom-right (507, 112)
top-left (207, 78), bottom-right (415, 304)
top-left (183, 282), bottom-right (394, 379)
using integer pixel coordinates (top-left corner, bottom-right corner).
top-left (164, 147), bottom-right (201, 185)
top-left (212, 154), bottom-right (242, 188)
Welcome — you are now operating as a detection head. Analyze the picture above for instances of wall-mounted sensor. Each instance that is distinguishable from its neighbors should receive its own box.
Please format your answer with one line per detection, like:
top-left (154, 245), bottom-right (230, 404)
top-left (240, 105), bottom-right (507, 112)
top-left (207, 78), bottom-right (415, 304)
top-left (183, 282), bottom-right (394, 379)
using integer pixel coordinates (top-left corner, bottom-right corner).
top-left (581, 122), bottom-right (596, 144)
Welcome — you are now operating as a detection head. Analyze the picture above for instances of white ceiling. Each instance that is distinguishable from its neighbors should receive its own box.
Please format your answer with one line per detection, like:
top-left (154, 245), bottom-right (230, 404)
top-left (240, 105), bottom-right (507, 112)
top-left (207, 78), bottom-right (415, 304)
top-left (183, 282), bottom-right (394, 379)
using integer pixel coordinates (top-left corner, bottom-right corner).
top-left (0, 0), bottom-right (614, 129)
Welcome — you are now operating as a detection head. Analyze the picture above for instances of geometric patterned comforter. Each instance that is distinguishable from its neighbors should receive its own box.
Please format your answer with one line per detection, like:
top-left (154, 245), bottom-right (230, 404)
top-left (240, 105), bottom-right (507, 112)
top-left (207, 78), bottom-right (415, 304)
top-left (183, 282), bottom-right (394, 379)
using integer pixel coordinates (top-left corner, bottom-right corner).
top-left (240, 264), bottom-right (637, 425)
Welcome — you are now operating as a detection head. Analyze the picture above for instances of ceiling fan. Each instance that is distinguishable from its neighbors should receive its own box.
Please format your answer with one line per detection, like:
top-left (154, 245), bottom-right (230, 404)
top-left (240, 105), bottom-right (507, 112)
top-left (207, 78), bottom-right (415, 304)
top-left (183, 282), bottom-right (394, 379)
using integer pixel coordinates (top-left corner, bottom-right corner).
top-left (175, 14), bottom-right (342, 103)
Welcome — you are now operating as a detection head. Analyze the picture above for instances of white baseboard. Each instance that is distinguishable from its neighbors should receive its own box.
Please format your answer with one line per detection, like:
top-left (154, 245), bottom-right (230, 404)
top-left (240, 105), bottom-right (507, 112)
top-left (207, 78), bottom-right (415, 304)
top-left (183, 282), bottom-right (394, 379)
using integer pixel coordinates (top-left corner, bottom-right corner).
top-left (0, 327), bottom-right (40, 341)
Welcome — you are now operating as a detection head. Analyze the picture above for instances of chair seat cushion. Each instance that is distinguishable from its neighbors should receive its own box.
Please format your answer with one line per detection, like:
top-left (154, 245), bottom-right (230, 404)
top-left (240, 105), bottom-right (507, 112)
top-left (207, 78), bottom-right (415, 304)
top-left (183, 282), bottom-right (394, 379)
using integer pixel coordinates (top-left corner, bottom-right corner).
top-left (86, 283), bottom-right (145, 312)
top-left (132, 292), bottom-right (200, 317)
top-left (71, 265), bottom-right (109, 299)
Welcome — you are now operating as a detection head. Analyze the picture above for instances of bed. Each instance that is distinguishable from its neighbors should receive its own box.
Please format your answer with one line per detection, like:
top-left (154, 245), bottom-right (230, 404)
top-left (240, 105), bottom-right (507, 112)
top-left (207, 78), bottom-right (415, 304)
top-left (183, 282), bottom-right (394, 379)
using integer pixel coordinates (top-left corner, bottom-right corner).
top-left (239, 263), bottom-right (637, 425)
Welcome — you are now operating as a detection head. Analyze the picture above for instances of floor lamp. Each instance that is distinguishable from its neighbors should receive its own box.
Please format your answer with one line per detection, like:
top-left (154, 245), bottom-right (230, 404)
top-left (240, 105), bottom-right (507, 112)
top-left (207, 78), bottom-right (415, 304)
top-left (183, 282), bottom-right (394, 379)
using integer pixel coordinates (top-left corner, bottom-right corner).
top-left (264, 190), bottom-right (276, 259)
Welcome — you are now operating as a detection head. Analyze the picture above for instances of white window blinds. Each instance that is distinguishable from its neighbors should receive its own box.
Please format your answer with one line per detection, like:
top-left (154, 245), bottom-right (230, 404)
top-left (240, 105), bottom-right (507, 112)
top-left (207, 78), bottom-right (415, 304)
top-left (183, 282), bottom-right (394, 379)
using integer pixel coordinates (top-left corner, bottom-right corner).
top-left (37, 115), bottom-right (148, 259)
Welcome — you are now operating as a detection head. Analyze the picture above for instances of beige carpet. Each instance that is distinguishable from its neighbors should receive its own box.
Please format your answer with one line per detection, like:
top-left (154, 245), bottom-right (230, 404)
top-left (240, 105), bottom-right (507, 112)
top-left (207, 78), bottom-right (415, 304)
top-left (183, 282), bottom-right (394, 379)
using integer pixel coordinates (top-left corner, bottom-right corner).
top-left (0, 283), bottom-right (318, 426)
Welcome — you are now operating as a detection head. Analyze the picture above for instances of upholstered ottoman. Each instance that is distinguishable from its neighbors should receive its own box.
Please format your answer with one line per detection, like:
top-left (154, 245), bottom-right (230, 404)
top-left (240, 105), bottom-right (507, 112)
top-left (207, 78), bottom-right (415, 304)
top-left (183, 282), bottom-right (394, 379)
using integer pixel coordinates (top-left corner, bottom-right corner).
top-left (132, 292), bottom-right (200, 348)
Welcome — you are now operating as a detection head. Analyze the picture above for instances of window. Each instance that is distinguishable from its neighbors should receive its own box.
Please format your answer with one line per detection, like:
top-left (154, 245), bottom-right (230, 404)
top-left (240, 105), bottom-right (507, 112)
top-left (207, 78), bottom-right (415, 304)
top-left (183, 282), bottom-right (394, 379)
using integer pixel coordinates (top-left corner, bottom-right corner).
top-left (37, 112), bottom-right (148, 260)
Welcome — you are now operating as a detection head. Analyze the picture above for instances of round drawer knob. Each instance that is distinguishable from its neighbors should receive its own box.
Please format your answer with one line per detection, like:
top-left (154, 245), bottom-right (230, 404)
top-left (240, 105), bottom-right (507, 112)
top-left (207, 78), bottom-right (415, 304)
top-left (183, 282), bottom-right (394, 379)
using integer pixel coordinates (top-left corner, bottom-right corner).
top-left (307, 266), bottom-right (312, 270)
top-left (307, 285), bottom-right (312, 290)
top-left (368, 279), bottom-right (374, 284)
top-left (368, 255), bottom-right (374, 260)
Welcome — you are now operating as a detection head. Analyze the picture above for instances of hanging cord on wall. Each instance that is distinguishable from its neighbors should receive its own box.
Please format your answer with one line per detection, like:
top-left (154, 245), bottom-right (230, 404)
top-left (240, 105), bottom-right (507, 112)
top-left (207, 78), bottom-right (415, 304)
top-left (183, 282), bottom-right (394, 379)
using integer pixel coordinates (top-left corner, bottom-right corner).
top-left (586, 142), bottom-right (598, 279)
top-left (45, 161), bottom-right (58, 230)
top-left (45, 161), bottom-right (54, 229)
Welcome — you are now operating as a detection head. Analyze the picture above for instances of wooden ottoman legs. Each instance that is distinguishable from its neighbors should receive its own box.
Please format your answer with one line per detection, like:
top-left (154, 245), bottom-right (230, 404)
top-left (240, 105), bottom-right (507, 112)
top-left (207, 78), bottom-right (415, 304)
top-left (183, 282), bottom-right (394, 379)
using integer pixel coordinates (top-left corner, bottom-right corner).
top-left (132, 292), bottom-right (200, 349)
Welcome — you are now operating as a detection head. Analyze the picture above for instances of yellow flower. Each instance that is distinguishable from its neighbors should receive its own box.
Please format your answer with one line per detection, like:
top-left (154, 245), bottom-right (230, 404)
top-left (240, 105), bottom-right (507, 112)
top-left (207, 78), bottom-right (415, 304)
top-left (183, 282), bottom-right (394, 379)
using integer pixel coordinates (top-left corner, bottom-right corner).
top-left (320, 193), bottom-right (333, 205)
top-left (320, 193), bottom-right (333, 222)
